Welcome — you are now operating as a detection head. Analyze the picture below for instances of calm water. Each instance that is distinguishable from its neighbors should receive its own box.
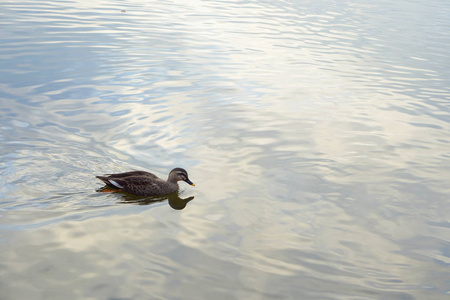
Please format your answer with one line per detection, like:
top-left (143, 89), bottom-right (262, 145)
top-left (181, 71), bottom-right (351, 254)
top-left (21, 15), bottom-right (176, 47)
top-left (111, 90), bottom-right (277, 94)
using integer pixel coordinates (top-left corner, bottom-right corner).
top-left (1, 0), bottom-right (449, 299)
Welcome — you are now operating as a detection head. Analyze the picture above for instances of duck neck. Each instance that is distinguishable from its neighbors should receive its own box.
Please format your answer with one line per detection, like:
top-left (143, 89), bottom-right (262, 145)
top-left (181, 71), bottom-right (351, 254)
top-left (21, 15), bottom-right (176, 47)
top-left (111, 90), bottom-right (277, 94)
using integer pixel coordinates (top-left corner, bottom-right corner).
top-left (167, 174), bottom-right (179, 184)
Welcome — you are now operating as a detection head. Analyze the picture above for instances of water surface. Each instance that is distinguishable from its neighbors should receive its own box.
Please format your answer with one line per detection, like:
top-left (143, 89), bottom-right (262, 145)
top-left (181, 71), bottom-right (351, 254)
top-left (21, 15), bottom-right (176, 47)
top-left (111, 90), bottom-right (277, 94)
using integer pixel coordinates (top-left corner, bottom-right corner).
top-left (1, 0), bottom-right (450, 299)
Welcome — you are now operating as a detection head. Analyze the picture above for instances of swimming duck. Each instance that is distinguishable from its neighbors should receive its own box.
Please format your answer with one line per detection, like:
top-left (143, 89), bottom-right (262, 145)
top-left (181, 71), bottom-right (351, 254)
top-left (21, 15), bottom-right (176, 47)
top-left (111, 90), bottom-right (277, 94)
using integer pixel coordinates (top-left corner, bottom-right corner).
top-left (96, 168), bottom-right (195, 196)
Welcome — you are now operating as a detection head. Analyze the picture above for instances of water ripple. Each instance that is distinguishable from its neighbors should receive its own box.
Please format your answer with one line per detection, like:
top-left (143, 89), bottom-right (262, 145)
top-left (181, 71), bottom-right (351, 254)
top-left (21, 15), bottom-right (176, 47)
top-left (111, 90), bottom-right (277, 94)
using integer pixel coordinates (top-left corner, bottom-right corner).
top-left (1, 0), bottom-right (450, 299)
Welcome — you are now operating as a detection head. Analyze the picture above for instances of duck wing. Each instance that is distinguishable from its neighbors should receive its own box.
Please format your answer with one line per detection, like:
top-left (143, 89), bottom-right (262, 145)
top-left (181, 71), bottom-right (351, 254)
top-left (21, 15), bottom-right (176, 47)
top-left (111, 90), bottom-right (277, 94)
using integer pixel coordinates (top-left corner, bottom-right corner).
top-left (97, 174), bottom-right (156, 188)
top-left (97, 174), bottom-right (172, 195)
top-left (104, 170), bottom-right (159, 179)
top-left (129, 176), bottom-right (174, 196)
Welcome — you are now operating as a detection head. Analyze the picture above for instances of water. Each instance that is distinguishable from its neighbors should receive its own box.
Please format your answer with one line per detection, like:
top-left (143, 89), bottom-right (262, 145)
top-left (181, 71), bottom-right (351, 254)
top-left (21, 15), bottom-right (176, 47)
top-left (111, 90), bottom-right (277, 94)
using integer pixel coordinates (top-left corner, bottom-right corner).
top-left (1, 0), bottom-right (449, 299)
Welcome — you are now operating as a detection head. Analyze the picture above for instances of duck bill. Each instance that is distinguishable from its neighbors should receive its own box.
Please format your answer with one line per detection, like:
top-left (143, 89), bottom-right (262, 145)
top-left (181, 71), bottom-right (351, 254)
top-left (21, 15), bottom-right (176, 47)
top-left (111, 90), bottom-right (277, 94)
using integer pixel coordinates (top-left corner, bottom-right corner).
top-left (184, 179), bottom-right (195, 186)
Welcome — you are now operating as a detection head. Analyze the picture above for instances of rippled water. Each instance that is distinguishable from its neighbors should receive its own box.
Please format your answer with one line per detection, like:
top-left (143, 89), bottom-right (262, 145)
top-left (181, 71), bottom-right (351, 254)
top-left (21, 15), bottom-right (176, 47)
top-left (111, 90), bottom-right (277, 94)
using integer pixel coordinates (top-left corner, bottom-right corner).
top-left (1, 0), bottom-right (450, 299)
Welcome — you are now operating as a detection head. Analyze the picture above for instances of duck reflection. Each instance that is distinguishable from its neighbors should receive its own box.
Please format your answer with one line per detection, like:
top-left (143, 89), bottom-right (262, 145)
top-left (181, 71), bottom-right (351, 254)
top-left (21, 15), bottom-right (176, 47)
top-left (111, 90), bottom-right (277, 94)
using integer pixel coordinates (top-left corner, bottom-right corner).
top-left (97, 187), bottom-right (194, 210)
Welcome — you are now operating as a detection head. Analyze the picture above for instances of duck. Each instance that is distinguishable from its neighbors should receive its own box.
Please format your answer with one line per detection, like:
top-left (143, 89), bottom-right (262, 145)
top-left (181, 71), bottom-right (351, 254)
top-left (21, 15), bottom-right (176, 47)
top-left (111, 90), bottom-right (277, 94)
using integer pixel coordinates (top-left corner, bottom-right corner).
top-left (96, 168), bottom-right (195, 196)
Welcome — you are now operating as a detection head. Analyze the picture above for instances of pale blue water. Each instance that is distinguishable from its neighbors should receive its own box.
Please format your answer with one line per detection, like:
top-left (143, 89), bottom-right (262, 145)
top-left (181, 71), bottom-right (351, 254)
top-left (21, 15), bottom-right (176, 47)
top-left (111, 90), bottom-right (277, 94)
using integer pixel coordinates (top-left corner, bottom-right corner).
top-left (1, 0), bottom-right (450, 299)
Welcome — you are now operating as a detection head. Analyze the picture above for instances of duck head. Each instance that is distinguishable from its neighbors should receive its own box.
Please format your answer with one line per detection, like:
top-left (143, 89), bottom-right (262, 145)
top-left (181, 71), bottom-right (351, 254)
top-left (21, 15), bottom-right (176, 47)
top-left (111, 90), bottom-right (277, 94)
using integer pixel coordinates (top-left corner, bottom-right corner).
top-left (168, 168), bottom-right (195, 186)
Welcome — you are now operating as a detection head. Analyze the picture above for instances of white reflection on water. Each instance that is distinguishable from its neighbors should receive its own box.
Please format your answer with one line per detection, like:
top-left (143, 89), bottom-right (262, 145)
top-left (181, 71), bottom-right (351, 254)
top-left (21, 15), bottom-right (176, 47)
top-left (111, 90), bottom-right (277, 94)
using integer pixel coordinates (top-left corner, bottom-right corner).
top-left (1, 0), bottom-right (450, 299)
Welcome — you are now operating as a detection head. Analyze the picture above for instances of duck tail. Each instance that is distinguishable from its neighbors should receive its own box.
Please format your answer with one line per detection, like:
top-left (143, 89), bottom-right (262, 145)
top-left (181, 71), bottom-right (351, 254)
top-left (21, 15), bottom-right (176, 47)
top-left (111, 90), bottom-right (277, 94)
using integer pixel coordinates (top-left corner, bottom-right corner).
top-left (96, 176), bottom-right (115, 188)
top-left (96, 176), bottom-right (109, 183)
top-left (96, 176), bottom-right (124, 189)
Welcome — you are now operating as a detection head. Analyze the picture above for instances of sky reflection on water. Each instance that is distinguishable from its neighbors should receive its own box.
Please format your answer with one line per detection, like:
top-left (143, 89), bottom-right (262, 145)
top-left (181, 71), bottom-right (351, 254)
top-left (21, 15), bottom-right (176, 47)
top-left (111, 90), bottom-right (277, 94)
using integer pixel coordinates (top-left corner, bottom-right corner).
top-left (1, 0), bottom-right (450, 299)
